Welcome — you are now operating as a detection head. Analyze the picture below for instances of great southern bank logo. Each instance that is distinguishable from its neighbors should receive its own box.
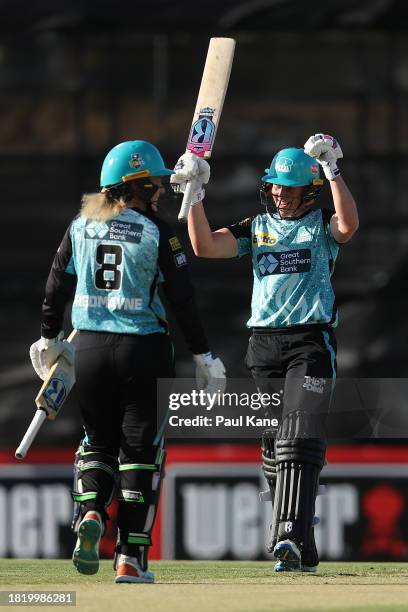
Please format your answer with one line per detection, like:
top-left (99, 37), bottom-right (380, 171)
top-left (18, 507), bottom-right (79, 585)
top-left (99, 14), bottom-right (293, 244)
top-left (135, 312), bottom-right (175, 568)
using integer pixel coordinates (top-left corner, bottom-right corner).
top-left (276, 157), bottom-right (293, 173)
top-left (85, 221), bottom-right (109, 239)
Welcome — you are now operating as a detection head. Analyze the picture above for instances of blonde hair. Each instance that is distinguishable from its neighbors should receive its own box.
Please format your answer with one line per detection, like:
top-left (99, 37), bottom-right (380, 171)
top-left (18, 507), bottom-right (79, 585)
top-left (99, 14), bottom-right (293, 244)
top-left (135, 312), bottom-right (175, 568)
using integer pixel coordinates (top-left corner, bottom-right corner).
top-left (80, 191), bottom-right (127, 222)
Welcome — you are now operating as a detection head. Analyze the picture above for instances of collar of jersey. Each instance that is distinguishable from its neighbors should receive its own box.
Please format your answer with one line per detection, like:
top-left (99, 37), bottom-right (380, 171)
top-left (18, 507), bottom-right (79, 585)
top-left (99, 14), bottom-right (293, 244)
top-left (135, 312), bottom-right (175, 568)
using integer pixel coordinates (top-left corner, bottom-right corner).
top-left (269, 207), bottom-right (317, 222)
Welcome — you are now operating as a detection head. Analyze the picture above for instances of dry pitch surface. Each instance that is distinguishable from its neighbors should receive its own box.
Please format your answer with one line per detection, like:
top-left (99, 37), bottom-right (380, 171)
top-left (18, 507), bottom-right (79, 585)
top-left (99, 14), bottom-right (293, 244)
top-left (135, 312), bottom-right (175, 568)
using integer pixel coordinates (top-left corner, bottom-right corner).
top-left (1, 561), bottom-right (408, 612)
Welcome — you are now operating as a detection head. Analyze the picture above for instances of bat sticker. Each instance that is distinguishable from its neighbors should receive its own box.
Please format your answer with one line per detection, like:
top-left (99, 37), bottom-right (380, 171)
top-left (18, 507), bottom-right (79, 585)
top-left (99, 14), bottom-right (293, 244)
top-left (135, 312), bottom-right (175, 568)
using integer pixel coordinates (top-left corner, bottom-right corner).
top-left (187, 107), bottom-right (217, 156)
top-left (43, 378), bottom-right (67, 412)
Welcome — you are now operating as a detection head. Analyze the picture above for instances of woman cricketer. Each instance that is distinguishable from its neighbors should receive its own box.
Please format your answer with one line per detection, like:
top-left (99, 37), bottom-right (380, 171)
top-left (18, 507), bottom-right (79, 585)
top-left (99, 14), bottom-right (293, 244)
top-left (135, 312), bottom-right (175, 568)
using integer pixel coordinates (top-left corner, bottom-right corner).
top-left (29, 140), bottom-right (225, 583)
top-left (171, 134), bottom-right (359, 572)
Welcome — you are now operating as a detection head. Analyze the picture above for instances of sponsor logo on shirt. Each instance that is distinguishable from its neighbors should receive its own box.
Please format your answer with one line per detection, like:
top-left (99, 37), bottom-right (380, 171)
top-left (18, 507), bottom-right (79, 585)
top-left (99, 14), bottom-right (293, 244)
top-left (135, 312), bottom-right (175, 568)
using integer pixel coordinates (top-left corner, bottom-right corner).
top-left (252, 231), bottom-right (278, 247)
top-left (169, 236), bottom-right (182, 251)
top-left (85, 221), bottom-right (109, 239)
top-left (257, 249), bottom-right (311, 276)
top-left (174, 252), bottom-right (187, 267)
top-left (85, 220), bottom-right (143, 243)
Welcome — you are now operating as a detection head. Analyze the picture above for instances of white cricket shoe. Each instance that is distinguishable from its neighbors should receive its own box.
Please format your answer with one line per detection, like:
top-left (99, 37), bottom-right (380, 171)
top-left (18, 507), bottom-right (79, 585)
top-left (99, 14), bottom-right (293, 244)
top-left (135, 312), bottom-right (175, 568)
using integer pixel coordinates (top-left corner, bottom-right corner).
top-left (115, 554), bottom-right (155, 584)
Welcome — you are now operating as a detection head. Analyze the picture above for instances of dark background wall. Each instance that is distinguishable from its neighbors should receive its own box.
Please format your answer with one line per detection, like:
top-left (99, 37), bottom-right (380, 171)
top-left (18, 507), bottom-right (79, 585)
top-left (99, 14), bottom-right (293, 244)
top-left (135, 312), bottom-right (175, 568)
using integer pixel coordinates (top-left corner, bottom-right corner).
top-left (1, 0), bottom-right (408, 447)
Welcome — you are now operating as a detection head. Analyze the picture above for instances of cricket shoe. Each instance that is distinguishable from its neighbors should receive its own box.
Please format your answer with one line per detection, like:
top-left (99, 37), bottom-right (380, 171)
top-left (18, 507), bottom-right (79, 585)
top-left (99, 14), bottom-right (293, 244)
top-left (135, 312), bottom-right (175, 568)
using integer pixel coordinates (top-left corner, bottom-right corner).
top-left (72, 511), bottom-right (102, 575)
top-left (273, 539), bottom-right (318, 573)
top-left (115, 554), bottom-right (155, 584)
top-left (274, 560), bottom-right (318, 573)
top-left (273, 539), bottom-right (301, 572)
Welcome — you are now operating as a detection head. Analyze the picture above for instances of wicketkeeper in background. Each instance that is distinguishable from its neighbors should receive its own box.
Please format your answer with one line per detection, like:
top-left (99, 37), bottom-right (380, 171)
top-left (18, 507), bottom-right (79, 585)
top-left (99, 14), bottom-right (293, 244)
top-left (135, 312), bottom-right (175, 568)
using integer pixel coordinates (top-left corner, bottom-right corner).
top-left (171, 134), bottom-right (358, 572)
top-left (30, 140), bottom-right (225, 583)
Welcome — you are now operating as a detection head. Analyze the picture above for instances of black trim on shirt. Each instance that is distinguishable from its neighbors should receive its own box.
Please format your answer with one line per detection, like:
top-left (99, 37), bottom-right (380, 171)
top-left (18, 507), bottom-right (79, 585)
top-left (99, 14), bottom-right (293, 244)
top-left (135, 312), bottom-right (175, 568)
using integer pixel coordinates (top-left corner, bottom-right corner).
top-left (227, 216), bottom-right (254, 240)
top-left (41, 221), bottom-right (77, 338)
top-left (148, 215), bottom-right (210, 355)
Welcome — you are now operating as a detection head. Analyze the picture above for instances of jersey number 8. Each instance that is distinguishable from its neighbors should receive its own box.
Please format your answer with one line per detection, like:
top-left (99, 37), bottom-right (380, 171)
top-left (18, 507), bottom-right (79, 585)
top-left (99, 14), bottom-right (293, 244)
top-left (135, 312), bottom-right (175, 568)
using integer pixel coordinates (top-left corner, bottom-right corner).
top-left (95, 244), bottom-right (123, 290)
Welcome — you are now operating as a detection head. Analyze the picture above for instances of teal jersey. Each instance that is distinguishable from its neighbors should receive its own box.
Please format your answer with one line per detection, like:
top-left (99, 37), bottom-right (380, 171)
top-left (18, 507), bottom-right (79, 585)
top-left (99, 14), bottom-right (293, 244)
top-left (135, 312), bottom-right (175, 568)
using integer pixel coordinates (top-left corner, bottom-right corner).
top-left (228, 209), bottom-right (340, 328)
top-left (67, 209), bottom-right (168, 334)
top-left (41, 208), bottom-right (209, 352)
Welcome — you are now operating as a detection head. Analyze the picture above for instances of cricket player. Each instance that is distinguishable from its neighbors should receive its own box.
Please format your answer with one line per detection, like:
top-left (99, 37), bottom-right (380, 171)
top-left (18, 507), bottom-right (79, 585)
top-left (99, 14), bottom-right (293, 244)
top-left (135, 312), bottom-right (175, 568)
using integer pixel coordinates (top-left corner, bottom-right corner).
top-left (29, 140), bottom-right (225, 583)
top-left (171, 134), bottom-right (359, 572)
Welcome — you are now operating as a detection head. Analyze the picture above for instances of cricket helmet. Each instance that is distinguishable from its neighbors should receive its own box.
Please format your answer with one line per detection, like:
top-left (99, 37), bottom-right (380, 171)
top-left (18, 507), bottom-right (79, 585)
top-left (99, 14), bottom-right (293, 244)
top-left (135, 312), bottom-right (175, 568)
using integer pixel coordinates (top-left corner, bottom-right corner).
top-left (262, 148), bottom-right (322, 188)
top-left (100, 140), bottom-right (174, 188)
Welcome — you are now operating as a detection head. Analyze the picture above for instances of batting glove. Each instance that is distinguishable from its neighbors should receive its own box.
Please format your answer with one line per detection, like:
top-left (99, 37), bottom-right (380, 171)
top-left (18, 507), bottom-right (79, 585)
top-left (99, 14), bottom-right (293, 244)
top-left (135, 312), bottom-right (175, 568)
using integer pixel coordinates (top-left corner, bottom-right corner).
top-left (30, 331), bottom-right (75, 380)
top-left (193, 352), bottom-right (226, 398)
top-left (171, 151), bottom-right (210, 205)
top-left (304, 134), bottom-right (343, 181)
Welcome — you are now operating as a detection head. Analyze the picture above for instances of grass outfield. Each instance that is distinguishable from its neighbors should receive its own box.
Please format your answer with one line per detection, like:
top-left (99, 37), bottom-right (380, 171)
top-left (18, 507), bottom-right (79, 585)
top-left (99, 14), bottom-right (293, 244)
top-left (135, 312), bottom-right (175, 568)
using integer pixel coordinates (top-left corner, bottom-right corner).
top-left (1, 561), bottom-right (408, 612)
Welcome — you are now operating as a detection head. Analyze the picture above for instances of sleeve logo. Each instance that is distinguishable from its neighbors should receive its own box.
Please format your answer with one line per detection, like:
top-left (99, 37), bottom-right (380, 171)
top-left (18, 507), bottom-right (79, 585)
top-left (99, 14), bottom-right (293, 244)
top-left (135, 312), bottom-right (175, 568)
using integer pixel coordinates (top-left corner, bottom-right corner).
top-left (169, 236), bottom-right (182, 251)
top-left (174, 252), bottom-right (187, 267)
top-left (253, 232), bottom-right (277, 246)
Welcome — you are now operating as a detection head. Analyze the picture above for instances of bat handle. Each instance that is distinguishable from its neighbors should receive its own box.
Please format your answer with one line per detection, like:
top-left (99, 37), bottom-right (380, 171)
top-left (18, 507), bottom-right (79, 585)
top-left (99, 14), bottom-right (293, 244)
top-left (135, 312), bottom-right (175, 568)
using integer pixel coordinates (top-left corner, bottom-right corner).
top-left (15, 409), bottom-right (47, 460)
top-left (178, 181), bottom-right (194, 224)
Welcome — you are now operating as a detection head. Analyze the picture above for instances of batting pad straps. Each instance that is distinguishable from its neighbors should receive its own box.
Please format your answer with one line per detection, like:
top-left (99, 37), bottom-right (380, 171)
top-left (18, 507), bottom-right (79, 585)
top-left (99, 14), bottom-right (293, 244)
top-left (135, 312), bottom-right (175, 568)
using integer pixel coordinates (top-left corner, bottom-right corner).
top-left (116, 448), bottom-right (166, 556)
top-left (261, 429), bottom-right (277, 483)
top-left (71, 449), bottom-right (119, 530)
top-left (71, 491), bottom-right (98, 503)
top-left (278, 407), bottom-right (328, 439)
top-left (275, 438), bottom-right (326, 469)
top-left (119, 463), bottom-right (157, 472)
top-left (127, 533), bottom-right (152, 546)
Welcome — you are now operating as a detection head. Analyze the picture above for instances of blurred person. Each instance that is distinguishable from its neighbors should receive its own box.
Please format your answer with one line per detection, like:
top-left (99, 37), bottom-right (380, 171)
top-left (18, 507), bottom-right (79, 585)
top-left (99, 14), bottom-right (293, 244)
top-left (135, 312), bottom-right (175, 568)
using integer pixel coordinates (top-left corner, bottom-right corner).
top-left (171, 134), bottom-right (358, 572)
top-left (29, 140), bottom-right (225, 583)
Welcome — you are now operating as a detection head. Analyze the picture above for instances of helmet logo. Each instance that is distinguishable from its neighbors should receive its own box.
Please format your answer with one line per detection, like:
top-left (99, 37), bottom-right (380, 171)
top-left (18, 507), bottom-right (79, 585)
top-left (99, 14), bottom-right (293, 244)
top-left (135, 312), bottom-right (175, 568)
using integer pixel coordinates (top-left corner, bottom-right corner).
top-left (276, 157), bottom-right (293, 173)
top-left (129, 153), bottom-right (144, 169)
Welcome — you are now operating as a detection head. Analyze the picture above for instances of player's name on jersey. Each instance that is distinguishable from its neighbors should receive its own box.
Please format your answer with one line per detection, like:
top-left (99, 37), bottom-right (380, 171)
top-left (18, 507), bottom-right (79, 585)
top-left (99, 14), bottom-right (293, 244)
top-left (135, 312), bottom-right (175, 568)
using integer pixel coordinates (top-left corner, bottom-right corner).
top-left (74, 294), bottom-right (143, 311)
top-left (257, 249), bottom-right (311, 276)
top-left (85, 220), bottom-right (143, 243)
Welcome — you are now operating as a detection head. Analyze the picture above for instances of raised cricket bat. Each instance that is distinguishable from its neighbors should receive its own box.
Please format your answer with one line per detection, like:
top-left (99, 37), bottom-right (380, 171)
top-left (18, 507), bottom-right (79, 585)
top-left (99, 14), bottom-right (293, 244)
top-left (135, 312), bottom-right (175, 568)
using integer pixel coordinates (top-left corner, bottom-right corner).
top-left (178, 37), bottom-right (236, 223)
top-left (15, 329), bottom-right (78, 460)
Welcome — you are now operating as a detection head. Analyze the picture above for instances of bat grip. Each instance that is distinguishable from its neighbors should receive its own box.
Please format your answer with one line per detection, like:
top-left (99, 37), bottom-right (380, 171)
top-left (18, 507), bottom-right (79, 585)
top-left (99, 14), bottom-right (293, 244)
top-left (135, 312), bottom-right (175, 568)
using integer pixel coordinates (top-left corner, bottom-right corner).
top-left (178, 181), bottom-right (194, 224)
top-left (15, 409), bottom-right (47, 460)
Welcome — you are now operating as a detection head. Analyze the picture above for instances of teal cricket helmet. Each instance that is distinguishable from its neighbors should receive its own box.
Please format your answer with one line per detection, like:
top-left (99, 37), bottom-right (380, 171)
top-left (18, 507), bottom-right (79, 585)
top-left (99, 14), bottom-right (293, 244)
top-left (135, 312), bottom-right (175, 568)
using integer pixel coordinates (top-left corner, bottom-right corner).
top-left (100, 140), bottom-right (174, 187)
top-left (262, 147), bottom-right (322, 187)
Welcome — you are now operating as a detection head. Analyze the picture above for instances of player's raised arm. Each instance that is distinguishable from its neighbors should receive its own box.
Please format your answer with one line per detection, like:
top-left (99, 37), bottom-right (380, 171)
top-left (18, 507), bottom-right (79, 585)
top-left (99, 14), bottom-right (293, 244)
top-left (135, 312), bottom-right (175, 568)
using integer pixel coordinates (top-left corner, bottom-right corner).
top-left (171, 152), bottom-right (238, 258)
top-left (304, 134), bottom-right (359, 243)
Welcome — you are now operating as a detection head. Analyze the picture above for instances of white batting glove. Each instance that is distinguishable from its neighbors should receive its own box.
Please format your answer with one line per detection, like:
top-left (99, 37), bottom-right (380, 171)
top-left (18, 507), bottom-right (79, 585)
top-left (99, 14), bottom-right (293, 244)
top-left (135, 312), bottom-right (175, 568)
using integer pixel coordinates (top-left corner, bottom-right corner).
top-left (30, 331), bottom-right (75, 380)
top-left (304, 134), bottom-right (343, 181)
top-left (171, 151), bottom-right (210, 205)
top-left (193, 352), bottom-right (226, 398)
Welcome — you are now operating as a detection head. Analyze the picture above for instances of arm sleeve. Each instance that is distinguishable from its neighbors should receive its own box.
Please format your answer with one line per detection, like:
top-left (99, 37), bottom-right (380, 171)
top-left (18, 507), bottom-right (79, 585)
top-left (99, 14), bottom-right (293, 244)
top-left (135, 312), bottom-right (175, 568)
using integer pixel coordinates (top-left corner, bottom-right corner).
top-left (227, 217), bottom-right (253, 257)
top-left (41, 222), bottom-right (77, 338)
top-left (321, 208), bottom-right (341, 260)
top-left (157, 220), bottom-right (209, 354)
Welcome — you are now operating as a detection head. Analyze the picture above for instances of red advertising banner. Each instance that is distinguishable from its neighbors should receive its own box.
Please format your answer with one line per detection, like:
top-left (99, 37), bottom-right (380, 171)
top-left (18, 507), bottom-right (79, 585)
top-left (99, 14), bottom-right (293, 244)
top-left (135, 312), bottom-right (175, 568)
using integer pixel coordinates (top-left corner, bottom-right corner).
top-left (0, 445), bottom-right (407, 560)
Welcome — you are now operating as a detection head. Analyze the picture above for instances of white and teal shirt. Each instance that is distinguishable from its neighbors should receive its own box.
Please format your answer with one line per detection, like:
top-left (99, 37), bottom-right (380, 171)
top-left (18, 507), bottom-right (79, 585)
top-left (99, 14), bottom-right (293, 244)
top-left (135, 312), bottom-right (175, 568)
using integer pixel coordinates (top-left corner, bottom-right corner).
top-left (41, 208), bottom-right (209, 353)
top-left (228, 208), bottom-right (340, 329)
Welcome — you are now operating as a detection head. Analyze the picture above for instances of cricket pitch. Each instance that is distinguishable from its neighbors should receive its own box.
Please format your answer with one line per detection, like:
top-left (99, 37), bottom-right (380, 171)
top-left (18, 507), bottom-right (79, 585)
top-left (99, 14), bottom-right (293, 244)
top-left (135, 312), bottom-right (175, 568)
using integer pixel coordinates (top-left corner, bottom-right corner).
top-left (1, 560), bottom-right (408, 612)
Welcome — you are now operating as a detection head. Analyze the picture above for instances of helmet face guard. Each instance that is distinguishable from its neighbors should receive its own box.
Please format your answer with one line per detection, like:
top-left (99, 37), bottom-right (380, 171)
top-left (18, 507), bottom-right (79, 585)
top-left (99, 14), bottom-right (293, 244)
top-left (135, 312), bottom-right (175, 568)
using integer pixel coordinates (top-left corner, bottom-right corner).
top-left (260, 148), bottom-right (323, 217)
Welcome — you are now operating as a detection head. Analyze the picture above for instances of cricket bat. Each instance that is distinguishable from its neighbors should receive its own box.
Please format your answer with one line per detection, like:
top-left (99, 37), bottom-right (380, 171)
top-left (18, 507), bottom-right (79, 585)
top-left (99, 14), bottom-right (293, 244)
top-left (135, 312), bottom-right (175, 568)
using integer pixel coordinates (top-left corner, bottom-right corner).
top-left (15, 329), bottom-right (78, 460)
top-left (178, 37), bottom-right (236, 223)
